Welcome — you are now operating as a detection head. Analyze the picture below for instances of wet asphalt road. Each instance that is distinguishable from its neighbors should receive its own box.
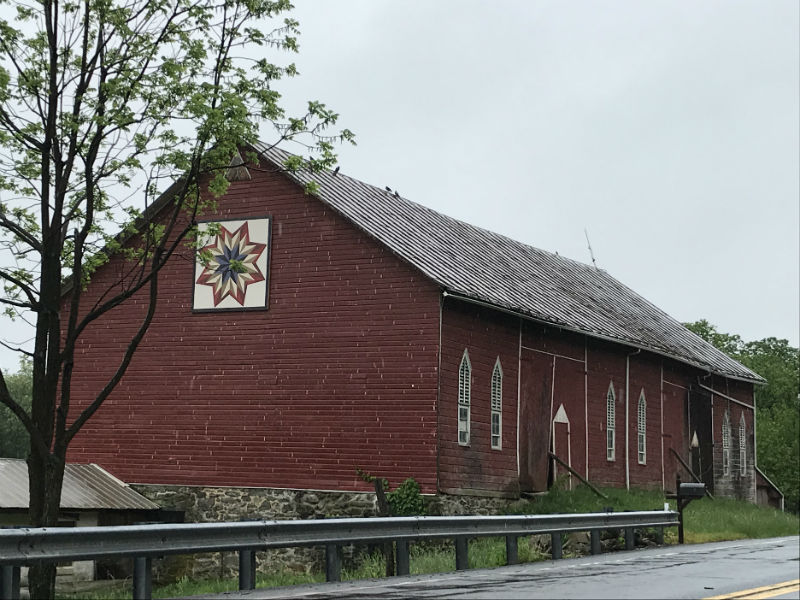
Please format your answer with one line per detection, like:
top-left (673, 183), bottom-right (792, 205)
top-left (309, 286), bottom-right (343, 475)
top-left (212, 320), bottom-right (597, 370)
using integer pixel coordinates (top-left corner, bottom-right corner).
top-left (185, 536), bottom-right (799, 599)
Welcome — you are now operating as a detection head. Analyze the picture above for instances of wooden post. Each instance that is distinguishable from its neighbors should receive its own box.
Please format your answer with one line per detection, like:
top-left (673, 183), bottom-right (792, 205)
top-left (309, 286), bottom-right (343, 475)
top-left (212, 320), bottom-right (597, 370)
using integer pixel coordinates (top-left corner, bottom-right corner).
top-left (374, 479), bottom-right (395, 577)
top-left (548, 452), bottom-right (608, 499)
top-left (670, 448), bottom-right (714, 498)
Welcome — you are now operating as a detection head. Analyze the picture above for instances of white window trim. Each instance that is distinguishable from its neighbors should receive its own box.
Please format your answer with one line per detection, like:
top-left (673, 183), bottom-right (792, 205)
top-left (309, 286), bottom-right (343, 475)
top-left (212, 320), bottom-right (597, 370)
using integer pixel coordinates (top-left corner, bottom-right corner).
top-left (722, 410), bottom-right (731, 476)
top-left (637, 389), bottom-right (646, 465)
top-left (739, 414), bottom-right (747, 476)
top-left (491, 358), bottom-right (503, 450)
top-left (458, 350), bottom-right (471, 446)
top-left (606, 382), bottom-right (615, 462)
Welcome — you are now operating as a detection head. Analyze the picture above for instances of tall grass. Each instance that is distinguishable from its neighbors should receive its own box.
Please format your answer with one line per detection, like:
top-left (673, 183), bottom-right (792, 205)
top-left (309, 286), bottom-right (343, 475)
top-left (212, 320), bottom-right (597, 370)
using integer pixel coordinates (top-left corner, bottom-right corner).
top-left (680, 496), bottom-right (799, 543)
top-left (509, 481), bottom-right (798, 543)
top-left (342, 536), bottom-right (550, 581)
top-left (507, 483), bottom-right (668, 515)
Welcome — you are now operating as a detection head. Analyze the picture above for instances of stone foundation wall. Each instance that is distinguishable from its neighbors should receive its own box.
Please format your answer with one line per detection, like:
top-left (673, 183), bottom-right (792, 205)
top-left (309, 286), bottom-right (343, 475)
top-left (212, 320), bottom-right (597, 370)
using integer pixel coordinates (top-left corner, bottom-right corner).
top-left (131, 484), bottom-right (518, 582)
top-left (132, 484), bottom-right (382, 580)
top-left (426, 492), bottom-right (515, 516)
top-left (133, 484), bottom-right (380, 523)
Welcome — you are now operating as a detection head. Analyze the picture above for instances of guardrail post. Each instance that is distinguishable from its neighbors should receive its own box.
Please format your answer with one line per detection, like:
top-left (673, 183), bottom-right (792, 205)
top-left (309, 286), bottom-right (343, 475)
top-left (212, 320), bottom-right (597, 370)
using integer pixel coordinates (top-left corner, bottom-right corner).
top-left (624, 527), bottom-right (635, 551)
top-left (551, 532), bottom-right (562, 559)
top-left (238, 549), bottom-right (256, 590)
top-left (455, 537), bottom-right (469, 570)
top-left (505, 535), bottom-right (518, 565)
top-left (1, 565), bottom-right (21, 600)
top-left (656, 526), bottom-right (664, 545)
top-left (133, 557), bottom-right (152, 600)
top-left (395, 540), bottom-right (410, 576)
top-left (590, 529), bottom-right (601, 555)
top-left (325, 544), bottom-right (341, 582)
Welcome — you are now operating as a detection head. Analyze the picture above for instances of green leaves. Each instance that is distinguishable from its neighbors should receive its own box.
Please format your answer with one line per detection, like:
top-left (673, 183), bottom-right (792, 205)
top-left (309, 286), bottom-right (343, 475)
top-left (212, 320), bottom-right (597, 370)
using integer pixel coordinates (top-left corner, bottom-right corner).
top-left (0, 358), bottom-right (32, 458)
top-left (684, 320), bottom-right (799, 411)
top-left (757, 403), bottom-right (799, 513)
top-left (0, 0), bottom-right (354, 407)
top-left (684, 319), bottom-right (744, 357)
top-left (386, 478), bottom-right (426, 516)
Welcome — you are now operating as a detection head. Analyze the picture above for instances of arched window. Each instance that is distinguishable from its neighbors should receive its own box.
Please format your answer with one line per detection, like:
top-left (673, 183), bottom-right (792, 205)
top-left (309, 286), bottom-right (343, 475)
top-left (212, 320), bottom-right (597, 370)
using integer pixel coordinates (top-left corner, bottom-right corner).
top-left (606, 382), bottom-right (615, 461)
top-left (722, 410), bottom-right (731, 476)
top-left (491, 358), bottom-right (503, 450)
top-left (458, 350), bottom-right (471, 446)
top-left (739, 414), bottom-right (747, 476)
top-left (637, 390), bottom-right (646, 465)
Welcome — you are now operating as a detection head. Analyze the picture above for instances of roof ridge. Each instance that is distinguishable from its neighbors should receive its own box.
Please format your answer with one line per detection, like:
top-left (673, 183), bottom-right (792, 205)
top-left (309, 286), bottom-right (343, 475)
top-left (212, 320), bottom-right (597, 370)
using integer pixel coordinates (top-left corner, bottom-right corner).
top-left (265, 144), bottom-right (606, 274)
top-left (252, 143), bottom-right (763, 384)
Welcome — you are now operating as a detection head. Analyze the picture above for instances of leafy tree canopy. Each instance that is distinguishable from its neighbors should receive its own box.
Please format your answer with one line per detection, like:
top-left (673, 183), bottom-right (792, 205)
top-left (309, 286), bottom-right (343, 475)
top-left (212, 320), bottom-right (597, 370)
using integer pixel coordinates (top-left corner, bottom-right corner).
top-left (0, 1), bottom-right (353, 595)
top-left (0, 357), bottom-right (31, 458)
top-left (684, 320), bottom-right (799, 411)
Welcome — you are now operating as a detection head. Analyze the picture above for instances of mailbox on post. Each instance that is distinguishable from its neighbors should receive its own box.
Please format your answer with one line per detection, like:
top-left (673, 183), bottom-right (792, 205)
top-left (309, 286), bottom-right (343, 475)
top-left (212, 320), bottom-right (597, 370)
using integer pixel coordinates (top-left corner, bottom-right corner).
top-left (679, 483), bottom-right (706, 499)
top-left (676, 477), bottom-right (706, 544)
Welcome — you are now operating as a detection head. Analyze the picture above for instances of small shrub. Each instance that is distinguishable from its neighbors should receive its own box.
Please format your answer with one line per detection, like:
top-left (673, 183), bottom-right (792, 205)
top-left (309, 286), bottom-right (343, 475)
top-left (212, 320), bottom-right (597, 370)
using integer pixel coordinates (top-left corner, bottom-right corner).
top-left (387, 478), bottom-right (425, 516)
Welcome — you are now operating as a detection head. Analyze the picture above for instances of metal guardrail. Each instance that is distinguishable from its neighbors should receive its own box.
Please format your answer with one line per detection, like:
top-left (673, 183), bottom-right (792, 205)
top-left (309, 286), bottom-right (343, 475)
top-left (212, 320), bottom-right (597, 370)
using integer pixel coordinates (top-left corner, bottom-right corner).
top-left (1, 510), bottom-right (679, 600)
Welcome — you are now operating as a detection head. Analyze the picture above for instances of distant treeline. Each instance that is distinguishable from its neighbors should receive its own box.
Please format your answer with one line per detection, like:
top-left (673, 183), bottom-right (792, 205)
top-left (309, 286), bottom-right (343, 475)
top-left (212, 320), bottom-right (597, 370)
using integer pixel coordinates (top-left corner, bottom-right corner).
top-left (685, 320), bottom-right (799, 513)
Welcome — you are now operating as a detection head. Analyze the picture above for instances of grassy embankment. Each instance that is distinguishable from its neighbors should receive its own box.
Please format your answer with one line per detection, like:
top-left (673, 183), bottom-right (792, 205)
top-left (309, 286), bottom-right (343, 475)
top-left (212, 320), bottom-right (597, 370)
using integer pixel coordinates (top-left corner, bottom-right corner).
top-left (58, 485), bottom-right (799, 599)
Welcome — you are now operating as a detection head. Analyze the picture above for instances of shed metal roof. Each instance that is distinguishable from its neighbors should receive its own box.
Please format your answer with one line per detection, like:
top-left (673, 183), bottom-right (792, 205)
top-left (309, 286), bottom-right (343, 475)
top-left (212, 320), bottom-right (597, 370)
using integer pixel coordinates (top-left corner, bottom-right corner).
top-left (0, 459), bottom-right (159, 511)
top-left (256, 144), bottom-right (763, 384)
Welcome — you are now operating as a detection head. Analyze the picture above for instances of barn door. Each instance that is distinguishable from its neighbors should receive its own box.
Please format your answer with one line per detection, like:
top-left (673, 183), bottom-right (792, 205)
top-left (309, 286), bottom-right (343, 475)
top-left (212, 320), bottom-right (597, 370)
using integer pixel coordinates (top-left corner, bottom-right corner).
top-left (519, 349), bottom-right (553, 492)
top-left (662, 383), bottom-right (687, 493)
top-left (688, 385), bottom-right (714, 494)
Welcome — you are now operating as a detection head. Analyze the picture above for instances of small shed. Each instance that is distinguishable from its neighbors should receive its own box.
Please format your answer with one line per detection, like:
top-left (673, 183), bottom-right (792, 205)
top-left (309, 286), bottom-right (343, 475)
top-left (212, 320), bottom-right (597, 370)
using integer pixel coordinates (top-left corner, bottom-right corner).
top-left (0, 458), bottom-right (160, 526)
top-left (0, 458), bottom-right (165, 583)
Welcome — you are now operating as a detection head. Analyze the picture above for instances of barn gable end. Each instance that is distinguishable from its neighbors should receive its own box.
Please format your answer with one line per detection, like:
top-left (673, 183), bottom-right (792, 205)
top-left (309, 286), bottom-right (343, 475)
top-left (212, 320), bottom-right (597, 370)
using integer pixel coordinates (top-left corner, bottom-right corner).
top-left (67, 157), bottom-right (442, 493)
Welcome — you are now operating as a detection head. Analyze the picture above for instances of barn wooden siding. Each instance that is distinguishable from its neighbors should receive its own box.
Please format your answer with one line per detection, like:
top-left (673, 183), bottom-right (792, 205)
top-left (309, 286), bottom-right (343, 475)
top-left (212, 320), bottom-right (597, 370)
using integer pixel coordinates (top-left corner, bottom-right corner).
top-left (64, 155), bottom-right (757, 502)
top-left (439, 298), bottom-right (755, 497)
top-left (66, 161), bottom-right (443, 493)
top-left (438, 302), bottom-right (520, 497)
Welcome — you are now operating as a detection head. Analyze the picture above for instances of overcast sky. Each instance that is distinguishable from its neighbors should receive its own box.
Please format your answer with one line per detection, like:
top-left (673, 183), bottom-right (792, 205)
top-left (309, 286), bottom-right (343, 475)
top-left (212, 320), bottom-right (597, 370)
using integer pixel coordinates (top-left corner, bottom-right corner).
top-left (279, 0), bottom-right (799, 344)
top-left (0, 0), bottom-right (797, 373)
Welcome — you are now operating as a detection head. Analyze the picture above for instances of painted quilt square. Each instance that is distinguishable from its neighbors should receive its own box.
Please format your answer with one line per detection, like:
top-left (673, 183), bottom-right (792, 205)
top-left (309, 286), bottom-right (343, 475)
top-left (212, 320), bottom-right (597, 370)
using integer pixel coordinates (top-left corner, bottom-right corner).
top-left (193, 217), bottom-right (270, 311)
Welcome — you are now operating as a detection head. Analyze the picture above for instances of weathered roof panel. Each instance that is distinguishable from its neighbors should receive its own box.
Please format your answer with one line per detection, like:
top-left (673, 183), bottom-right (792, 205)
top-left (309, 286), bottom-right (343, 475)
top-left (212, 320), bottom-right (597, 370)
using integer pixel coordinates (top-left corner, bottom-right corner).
top-left (257, 144), bottom-right (762, 383)
top-left (0, 459), bottom-right (158, 511)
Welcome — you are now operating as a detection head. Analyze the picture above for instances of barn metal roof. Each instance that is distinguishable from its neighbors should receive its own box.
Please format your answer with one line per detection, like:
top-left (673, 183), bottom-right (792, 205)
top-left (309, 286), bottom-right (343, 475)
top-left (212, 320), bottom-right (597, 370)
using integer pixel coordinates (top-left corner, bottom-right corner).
top-left (0, 459), bottom-right (159, 511)
top-left (256, 144), bottom-right (763, 384)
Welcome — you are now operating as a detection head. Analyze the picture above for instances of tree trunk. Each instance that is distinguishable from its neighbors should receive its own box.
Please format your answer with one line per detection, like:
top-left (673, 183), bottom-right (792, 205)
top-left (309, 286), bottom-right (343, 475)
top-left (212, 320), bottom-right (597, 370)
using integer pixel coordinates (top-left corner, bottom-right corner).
top-left (27, 450), bottom-right (66, 600)
top-left (374, 479), bottom-right (395, 577)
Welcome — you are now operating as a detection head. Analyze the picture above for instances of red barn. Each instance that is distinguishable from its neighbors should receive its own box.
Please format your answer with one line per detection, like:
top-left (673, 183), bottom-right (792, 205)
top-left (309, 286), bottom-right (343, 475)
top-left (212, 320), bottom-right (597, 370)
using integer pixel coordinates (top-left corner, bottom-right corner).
top-left (65, 145), bottom-right (765, 516)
